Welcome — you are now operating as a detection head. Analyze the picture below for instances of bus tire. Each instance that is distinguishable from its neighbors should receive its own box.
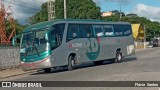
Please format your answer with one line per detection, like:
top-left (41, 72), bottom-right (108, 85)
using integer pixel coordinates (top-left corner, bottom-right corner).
top-left (44, 68), bottom-right (51, 73)
top-left (115, 52), bottom-right (123, 63)
top-left (93, 61), bottom-right (103, 65)
top-left (68, 55), bottom-right (75, 71)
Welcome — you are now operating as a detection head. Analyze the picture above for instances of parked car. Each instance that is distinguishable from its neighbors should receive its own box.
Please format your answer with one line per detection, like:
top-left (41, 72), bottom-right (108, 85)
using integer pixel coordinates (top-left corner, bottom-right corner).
top-left (148, 41), bottom-right (153, 48)
top-left (152, 38), bottom-right (160, 47)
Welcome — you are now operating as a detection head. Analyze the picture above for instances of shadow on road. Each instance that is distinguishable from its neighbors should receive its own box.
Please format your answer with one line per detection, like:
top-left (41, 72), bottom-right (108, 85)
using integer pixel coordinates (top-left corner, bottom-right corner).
top-left (123, 56), bottom-right (137, 62)
top-left (30, 56), bottom-right (137, 75)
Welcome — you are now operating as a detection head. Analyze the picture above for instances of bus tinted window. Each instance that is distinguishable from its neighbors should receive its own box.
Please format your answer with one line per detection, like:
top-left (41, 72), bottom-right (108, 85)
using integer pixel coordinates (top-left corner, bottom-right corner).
top-left (67, 24), bottom-right (81, 40)
top-left (79, 24), bottom-right (93, 38)
top-left (122, 25), bottom-right (132, 36)
top-left (103, 25), bottom-right (114, 36)
top-left (114, 25), bottom-right (123, 36)
top-left (93, 25), bottom-right (104, 37)
top-left (50, 23), bottom-right (65, 48)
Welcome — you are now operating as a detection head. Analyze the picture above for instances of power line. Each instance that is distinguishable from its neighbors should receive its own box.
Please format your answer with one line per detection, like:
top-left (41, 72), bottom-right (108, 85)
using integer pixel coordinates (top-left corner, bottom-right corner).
top-left (33, 0), bottom-right (46, 4)
top-left (14, 0), bottom-right (40, 10)
top-left (4, 0), bottom-right (41, 10)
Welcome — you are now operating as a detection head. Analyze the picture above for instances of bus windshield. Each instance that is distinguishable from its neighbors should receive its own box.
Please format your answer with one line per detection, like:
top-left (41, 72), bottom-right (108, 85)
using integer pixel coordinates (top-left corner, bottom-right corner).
top-left (20, 30), bottom-right (48, 56)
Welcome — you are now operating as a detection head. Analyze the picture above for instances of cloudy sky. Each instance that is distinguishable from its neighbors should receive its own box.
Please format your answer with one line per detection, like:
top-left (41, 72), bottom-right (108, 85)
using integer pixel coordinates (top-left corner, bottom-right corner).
top-left (4, 0), bottom-right (160, 24)
top-left (4, 0), bottom-right (45, 24)
top-left (95, 0), bottom-right (160, 22)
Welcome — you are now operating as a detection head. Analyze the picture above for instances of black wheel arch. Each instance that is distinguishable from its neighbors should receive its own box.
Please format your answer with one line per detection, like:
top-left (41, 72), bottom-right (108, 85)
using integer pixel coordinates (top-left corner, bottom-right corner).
top-left (68, 53), bottom-right (77, 64)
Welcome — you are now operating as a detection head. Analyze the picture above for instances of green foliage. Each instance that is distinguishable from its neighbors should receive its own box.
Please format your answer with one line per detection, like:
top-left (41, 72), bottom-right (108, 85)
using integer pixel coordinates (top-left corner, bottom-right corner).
top-left (28, 0), bottom-right (102, 24)
top-left (27, 0), bottom-right (160, 41)
top-left (6, 19), bottom-right (25, 37)
top-left (28, 2), bottom-right (48, 24)
top-left (103, 12), bottom-right (160, 41)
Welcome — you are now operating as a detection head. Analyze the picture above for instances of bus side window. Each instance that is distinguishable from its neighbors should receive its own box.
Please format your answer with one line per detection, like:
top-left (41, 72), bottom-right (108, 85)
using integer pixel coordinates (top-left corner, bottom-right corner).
top-left (66, 24), bottom-right (81, 41)
top-left (93, 25), bottom-right (104, 37)
top-left (122, 25), bottom-right (132, 36)
top-left (114, 25), bottom-right (123, 36)
top-left (103, 25), bottom-right (114, 36)
top-left (79, 24), bottom-right (93, 38)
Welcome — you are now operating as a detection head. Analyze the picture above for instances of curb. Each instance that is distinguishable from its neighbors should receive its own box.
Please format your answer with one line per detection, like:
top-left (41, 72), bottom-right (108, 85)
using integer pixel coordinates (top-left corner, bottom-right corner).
top-left (135, 47), bottom-right (156, 52)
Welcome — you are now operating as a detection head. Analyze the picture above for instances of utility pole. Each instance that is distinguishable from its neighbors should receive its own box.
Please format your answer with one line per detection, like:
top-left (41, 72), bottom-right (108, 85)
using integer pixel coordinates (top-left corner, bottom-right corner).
top-left (144, 25), bottom-right (146, 49)
top-left (64, 0), bottom-right (67, 19)
top-left (40, 10), bottom-right (42, 22)
top-left (47, 0), bottom-right (55, 21)
top-left (119, 4), bottom-right (122, 21)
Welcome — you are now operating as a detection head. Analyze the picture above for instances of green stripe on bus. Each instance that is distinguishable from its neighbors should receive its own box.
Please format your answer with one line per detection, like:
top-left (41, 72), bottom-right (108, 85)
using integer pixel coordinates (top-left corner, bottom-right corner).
top-left (20, 50), bottom-right (51, 62)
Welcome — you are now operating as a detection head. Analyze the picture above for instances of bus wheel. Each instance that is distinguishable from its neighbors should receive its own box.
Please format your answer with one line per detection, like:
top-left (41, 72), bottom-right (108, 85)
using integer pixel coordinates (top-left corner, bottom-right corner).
top-left (44, 68), bottom-right (51, 73)
top-left (93, 61), bottom-right (103, 65)
top-left (115, 52), bottom-right (123, 63)
top-left (68, 55), bottom-right (75, 71)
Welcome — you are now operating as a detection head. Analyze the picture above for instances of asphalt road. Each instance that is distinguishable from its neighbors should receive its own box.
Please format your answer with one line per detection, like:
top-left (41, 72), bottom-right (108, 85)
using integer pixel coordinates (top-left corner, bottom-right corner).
top-left (1, 47), bottom-right (160, 90)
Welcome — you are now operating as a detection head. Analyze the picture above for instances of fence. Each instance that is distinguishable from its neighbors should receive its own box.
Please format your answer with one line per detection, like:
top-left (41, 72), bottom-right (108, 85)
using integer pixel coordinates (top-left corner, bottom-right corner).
top-left (135, 41), bottom-right (149, 49)
top-left (0, 46), bottom-right (20, 70)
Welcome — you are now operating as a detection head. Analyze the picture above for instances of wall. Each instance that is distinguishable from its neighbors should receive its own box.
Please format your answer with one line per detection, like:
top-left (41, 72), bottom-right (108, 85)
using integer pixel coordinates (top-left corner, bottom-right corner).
top-left (0, 47), bottom-right (20, 70)
top-left (131, 24), bottom-right (144, 41)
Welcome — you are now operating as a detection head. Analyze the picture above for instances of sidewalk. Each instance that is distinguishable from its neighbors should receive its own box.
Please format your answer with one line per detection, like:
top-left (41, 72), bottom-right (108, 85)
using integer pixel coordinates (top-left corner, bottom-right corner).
top-left (0, 68), bottom-right (35, 79)
top-left (0, 48), bottom-right (150, 80)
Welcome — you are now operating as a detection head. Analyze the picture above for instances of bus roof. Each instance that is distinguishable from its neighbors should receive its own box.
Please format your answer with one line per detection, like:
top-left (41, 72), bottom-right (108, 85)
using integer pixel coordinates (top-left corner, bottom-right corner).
top-left (23, 19), bottom-right (131, 33)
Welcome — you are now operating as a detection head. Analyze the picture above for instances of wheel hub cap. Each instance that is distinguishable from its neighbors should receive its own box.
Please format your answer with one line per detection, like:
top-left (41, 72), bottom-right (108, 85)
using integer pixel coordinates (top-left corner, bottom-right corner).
top-left (118, 54), bottom-right (121, 60)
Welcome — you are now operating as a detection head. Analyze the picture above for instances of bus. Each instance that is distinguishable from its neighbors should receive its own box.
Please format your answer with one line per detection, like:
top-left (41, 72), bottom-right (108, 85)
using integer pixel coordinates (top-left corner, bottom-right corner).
top-left (14, 19), bottom-right (135, 73)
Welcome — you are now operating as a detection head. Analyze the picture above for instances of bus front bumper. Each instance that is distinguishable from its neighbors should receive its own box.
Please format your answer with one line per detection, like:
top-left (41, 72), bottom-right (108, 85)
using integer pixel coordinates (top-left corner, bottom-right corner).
top-left (20, 56), bottom-right (52, 71)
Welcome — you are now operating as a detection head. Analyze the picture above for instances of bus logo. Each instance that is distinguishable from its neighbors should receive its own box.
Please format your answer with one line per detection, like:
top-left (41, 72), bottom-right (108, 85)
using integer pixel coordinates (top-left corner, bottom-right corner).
top-left (86, 38), bottom-right (100, 60)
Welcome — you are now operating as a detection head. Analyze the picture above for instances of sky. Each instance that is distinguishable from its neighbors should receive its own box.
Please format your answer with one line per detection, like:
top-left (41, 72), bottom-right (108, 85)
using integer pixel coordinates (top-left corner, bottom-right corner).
top-left (3, 0), bottom-right (160, 24)
top-left (94, 0), bottom-right (160, 22)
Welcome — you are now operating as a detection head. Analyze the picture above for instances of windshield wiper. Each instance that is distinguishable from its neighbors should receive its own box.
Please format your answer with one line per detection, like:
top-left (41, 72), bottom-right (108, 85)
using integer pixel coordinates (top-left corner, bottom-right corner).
top-left (31, 32), bottom-right (40, 56)
top-left (31, 33), bottom-right (40, 56)
top-left (33, 45), bottom-right (40, 56)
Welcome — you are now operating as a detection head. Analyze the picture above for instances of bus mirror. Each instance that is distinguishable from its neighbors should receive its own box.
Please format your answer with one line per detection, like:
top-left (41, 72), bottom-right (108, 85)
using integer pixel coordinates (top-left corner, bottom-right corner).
top-left (12, 34), bottom-right (22, 46)
top-left (12, 37), bottom-right (17, 46)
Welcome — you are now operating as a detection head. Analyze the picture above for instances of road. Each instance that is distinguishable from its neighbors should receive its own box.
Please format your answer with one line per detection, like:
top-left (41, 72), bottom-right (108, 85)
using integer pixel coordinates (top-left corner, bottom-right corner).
top-left (1, 47), bottom-right (160, 90)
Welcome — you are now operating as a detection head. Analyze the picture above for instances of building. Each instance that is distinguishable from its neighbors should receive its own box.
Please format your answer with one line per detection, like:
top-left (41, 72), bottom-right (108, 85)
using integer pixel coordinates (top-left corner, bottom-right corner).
top-left (131, 24), bottom-right (144, 41)
top-left (101, 12), bottom-right (113, 17)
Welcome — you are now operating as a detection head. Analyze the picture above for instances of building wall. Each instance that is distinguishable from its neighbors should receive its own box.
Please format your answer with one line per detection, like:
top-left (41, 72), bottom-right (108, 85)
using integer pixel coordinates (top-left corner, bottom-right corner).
top-left (0, 47), bottom-right (20, 70)
top-left (131, 24), bottom-right (144, 41)
top-left (101, 12), bottom-right (113, 17)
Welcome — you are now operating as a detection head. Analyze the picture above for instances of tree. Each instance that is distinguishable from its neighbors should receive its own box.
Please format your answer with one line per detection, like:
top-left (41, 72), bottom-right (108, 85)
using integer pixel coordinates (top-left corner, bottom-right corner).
top-left (126, 13), bottom-right (138, 17)
top-left (28, 2), bottom-right (48, 24)
top-left (28, 0), bottom-right (102, 24)
top-left (103, 11), bottom-right (160, 40)
top-left (6, 19), bottom-right (25, 37)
